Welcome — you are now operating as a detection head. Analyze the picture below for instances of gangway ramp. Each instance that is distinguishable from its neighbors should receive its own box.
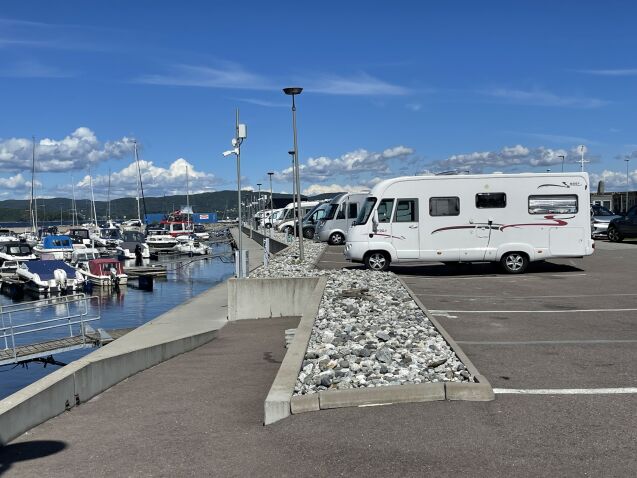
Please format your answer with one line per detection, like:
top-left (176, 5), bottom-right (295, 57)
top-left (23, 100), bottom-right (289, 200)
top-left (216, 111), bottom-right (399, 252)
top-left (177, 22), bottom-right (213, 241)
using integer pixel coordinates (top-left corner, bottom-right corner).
top-left (0, 293), bottom-right (128, 367)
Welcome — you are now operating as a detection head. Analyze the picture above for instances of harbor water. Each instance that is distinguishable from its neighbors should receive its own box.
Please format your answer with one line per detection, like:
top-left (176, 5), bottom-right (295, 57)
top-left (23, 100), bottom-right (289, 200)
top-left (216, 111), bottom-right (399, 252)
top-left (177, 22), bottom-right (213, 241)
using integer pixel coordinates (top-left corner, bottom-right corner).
top-left (0, 242), bottom-right (235, 400)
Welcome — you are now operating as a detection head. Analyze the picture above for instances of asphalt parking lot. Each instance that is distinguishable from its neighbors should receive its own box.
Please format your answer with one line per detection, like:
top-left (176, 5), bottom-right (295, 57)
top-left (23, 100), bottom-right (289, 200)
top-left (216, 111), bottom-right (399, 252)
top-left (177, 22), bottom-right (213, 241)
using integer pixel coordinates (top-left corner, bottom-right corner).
top-left (2, 240), bottom-right (635, 477)
top-left (319, 239), bottom-right (637, 475)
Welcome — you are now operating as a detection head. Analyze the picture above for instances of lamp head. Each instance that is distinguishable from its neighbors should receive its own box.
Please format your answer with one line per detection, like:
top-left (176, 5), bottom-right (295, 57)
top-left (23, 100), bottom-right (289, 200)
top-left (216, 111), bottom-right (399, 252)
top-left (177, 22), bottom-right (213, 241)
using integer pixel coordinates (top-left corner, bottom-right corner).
top-left (288, 150), bottom-right (295, 156)
top-left (283, 87), bottom-right (303, 96)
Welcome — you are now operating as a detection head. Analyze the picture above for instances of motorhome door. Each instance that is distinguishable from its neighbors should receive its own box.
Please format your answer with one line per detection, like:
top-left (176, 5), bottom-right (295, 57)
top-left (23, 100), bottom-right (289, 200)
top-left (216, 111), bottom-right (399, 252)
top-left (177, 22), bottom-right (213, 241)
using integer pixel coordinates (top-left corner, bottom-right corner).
top-left (390, 198), bottom-right (420, 259)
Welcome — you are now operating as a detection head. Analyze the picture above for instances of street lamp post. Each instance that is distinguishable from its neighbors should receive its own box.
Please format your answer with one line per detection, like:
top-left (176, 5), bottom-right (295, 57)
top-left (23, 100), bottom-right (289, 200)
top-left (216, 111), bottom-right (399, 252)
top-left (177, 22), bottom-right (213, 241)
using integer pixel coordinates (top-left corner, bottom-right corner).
top-left (558, 155), bottom-right (565, 173)
top-left (256, 183), bottom-right (262, 230)
top-left (625, 158), bottom-right (630, 212)
top-left (267, 172), bottom-right (274, 236)
top-left (222, 109), bottom-right (248, 278)
top-left (283, 87), bottom-right (304, 262)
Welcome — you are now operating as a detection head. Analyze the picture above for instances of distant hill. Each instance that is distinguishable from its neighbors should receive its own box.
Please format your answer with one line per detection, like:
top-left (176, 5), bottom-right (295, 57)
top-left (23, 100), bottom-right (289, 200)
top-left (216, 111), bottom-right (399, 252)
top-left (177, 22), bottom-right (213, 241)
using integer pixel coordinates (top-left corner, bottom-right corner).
top-left (0, 190), bottom-right (344, 222)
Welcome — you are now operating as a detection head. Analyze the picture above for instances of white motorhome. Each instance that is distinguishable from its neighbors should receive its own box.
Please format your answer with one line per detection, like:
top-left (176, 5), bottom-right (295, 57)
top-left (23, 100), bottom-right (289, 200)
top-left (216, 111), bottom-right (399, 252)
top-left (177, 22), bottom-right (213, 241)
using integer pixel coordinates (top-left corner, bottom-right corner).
top-left (345, 173), bottom-right (594, 273)
top-left (275, 201), bottom-right (319, 233)
top-left (315, 192), bottom-right (369, 245)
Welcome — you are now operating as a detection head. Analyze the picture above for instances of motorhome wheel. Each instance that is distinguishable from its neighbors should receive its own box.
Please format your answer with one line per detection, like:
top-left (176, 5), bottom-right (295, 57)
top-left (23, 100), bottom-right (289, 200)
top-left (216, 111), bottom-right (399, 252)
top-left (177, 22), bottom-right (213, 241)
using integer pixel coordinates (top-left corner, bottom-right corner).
top-left (365, 251), bottom-right (390, 271)
top-left (329, 232), bottom-right (345, 245)
top-left (500, 252), bottom-right (528, 274)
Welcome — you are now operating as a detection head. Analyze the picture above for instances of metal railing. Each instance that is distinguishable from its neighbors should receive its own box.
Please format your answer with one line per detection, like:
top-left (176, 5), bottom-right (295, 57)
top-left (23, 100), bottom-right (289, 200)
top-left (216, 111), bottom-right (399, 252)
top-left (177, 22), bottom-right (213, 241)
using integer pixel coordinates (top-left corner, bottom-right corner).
top-left (0, 293), bottom-right (100, 362)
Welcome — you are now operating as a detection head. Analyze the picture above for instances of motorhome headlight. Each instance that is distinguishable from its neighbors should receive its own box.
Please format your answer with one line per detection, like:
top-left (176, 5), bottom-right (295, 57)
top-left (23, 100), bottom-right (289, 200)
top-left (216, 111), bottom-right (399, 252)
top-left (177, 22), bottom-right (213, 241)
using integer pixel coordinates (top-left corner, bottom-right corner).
top-left (318, 219), bottom-right (326, 227)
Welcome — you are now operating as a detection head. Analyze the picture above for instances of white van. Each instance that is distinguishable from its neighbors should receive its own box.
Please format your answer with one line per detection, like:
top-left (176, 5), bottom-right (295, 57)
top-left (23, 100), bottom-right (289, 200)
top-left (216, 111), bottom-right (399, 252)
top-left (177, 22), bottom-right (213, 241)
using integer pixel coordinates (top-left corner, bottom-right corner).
top-left (276, 201), bottom-right (320, 233)
top-left (345, 172), bottom-right (594, 273)
top-left (315, 192), bottom-right (369, 245)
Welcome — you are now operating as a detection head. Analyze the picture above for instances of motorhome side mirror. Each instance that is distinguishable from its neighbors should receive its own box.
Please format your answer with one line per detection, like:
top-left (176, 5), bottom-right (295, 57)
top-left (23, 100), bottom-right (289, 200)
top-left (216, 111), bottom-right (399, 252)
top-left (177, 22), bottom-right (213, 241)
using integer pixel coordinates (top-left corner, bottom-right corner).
top-left (351, 220), bottom-right (357, 226)
top-left (372, 211), bottom-right (379, 233)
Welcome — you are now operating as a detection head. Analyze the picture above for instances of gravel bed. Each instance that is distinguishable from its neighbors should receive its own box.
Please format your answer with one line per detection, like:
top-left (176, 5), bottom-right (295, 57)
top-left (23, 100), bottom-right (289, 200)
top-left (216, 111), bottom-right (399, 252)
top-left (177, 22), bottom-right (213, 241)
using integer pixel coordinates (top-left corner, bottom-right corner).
top-left (250, 237), bottom-right (473, 395)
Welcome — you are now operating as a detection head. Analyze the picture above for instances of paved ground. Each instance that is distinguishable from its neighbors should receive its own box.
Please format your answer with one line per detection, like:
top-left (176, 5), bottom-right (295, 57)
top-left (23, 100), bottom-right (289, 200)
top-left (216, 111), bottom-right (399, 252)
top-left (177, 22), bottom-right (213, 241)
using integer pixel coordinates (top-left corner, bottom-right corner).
top-left (2, 240), bottom-right (636, 477)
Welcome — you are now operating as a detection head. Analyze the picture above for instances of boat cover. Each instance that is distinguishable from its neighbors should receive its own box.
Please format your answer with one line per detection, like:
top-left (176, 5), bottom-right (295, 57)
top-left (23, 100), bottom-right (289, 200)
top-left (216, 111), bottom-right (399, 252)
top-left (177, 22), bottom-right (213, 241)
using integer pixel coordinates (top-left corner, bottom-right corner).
top-left (22, 260), bottom-right (76, 280)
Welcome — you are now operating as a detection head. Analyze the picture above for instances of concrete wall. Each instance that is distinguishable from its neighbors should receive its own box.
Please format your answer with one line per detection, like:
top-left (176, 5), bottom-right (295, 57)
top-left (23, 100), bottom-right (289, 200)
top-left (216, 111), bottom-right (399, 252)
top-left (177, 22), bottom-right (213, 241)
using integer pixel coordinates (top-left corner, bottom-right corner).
top-left (228, 277), bottom-right (322, 321)
top-left (241, 227), bottom-right (288, 254)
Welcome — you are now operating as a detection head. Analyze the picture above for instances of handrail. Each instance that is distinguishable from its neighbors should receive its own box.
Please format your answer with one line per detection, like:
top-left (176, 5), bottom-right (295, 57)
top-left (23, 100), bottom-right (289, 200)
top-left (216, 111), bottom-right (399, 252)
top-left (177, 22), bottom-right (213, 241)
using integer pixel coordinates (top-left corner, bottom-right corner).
top-left (0, 293), bottom-right (101, 362)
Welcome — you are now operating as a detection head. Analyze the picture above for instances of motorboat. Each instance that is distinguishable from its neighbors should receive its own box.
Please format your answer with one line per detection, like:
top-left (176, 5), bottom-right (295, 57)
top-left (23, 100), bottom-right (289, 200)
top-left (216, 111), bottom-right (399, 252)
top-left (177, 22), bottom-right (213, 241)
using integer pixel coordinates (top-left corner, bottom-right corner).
top-left (32, 235), bottom-right (74, 260)
top-left (0, 260), bottom-right (20, 279)
top-left (16, 260), bottom-right (85, 294)
top-left (0, 229), bottom-right (19, 243)
top-left (70, 247), bottom-right (101, 266)
top-left (98, 225), bottom-right (123, 251)
top-left (75, 258), bottom-right (127, 287)
top-left (146, 228), bottom-right (178, 251)
top-left (0, 241), bottom-right (37, 264)
top-left (192, 224), bottom-right (210, 241)
top-left (175, 237), bottom-right (210, 255)
top-left (117, 230), bottom-right (150, 260)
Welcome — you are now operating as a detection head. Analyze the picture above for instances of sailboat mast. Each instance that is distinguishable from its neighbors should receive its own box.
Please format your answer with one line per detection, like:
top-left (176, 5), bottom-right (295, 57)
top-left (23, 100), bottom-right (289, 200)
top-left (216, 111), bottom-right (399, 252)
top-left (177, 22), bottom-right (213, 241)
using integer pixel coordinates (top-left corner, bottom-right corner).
top-left (71, 176), bottom-right (77, 227)
top-left (186, 164), bottom-right (190, 229)
top-left (31, 136), bottom-right (37, 233)
top-left (107, 168), bottom-right (111, 220)
top-left (134, 141), bottom-right (141, 221)
top-left (89, 167), bottom-right (98, 229)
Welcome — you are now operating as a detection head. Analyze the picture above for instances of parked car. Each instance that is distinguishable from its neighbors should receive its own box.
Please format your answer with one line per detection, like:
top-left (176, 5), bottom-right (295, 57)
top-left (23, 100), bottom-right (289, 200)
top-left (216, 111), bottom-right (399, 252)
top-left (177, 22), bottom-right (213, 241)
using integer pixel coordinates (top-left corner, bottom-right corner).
top-left (590, 204), bottom-right (622, 238)
top-left (607, 205), bottom-right (637, 242)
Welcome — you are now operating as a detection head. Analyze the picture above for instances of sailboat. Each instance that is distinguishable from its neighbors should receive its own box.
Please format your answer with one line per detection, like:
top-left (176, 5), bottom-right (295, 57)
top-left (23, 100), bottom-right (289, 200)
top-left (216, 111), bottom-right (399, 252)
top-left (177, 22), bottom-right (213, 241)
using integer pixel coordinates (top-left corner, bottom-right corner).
top-left (20, 137), bottom-right (40, 246)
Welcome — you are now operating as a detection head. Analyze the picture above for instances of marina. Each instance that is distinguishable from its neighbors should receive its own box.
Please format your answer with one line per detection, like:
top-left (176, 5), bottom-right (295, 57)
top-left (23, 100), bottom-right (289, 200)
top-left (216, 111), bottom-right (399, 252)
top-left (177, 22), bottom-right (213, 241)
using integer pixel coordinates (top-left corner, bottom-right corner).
top-left (0, 236), bottom-right (235, 400)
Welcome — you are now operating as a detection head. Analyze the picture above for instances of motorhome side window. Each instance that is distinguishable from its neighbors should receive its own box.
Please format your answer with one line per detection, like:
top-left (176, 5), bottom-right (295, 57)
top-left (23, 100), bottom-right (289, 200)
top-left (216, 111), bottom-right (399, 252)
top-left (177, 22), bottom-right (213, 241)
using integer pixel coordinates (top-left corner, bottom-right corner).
top-left (377, 198), bottom-right (394, 223)
top-left (348, 202), bottom-right (358, 219)
top-left (429, 197), bottom-right (460, 216)
top-left (528, 195), bottom-right (578, 214)
top-left (336, 204), bottom-right (346, 220)
top-left (476, 193), bottom-right (506, 208)
top-left (394, 199), bottom-right (418, 222)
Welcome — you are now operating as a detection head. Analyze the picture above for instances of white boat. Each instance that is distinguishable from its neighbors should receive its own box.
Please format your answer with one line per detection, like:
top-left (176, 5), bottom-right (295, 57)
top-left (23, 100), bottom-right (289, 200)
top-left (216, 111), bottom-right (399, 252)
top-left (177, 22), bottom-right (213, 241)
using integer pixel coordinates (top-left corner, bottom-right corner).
top-left (75, 258), bottom-right (127, 287)
top-left (17, 260), bottom-right (85, 294)
top-left (0, 260), bottom-right (20, 279)
top-left (70, 247), bottom-right (101, 266)
top-left (146, 229), bottom-right (178, 251)
top-left (117, 230), bottom-right (150, 259)
top-left (32, 235), bottom-right (74, 260)
top-left (175, 237), bottom-right (210, 255)
top-left (0, 241), bottom-right (37, 264)
top-left (0, 229), bottom-right (19, 243)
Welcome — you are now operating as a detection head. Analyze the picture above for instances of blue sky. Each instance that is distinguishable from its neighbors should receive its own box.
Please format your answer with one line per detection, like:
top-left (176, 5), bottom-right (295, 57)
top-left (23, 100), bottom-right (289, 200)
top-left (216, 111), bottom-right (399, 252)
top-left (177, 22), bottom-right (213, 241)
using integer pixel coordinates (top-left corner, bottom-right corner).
top-left (1, 0), bottom-right (636, 200)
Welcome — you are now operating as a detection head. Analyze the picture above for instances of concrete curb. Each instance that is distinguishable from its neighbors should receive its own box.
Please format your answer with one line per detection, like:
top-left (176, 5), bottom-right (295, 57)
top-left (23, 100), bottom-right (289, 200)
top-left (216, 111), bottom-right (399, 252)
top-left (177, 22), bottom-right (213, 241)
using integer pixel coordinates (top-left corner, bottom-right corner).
top-left (397, 276), bottom-right (495, 401)
top-left (263, 276), bottom-right (328, 425)
top-left (319, 383), bottom-right (445, 409)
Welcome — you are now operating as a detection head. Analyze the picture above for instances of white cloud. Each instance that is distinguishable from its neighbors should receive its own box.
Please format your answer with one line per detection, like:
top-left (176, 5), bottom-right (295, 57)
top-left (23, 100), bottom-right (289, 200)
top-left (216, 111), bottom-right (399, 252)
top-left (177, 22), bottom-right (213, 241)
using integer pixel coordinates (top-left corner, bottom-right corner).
top-left (578, 68), bottom-right (637, 76)
top-left (0, 173), bottom-right (31, 189)
top-left (138, 62), bottom-right (409, 96)
top-left (590, 169), bottom-right (637, 191)
top-left (429, 145), bottom-right (592, 172)
top-left (276, 145), bottom-right (414, 182)
top-left (0, 127), bottom-right (133, 173)
top-left (0, 59), bottom-right (74, 78)
top-left (74, 158), bottom-right (220, 198)
top-left (303, 183), bottom-right (370, 196)
top-left (481, 88), bottom-right (608, 108)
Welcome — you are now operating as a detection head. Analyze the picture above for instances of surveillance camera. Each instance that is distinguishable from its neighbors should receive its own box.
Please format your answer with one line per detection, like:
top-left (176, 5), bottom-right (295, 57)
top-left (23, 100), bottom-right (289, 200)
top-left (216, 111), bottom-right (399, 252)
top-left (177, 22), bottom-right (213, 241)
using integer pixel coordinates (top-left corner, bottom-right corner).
top-left (222, 150), bottom-right (234, 157)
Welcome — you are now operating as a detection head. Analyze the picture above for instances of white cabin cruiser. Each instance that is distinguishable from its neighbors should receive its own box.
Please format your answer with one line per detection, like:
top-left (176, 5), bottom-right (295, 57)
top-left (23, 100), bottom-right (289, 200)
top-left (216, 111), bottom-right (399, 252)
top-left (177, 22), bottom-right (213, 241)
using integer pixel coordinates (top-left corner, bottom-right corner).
top-left (17, 260), bottom-right (85, 294)
top-left (0, 241), bottom-right (37, 264)
top-left (32, 235), bottom-right (74, 260)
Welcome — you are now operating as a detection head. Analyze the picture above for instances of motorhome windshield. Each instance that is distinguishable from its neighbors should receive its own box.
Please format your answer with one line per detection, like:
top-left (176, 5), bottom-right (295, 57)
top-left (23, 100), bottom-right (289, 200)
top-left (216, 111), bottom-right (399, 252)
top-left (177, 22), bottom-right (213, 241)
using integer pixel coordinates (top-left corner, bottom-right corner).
top-left (323, 203), bottom-right (338, 220)
top-left (357, 197), bottom-right (377, 225)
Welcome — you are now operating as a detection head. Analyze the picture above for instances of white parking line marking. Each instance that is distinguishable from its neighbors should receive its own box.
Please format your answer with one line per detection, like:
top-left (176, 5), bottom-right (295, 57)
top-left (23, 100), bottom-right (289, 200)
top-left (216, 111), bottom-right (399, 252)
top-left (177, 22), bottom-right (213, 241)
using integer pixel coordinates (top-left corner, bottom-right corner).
top-left (494, 388), bottom-right (637, 395)
top-left (400, 273), bottom-right (587, 281)
top-left (418, 293), bottom-right (637, 299)
top-left (458, 340), bottom-right (637, 345)
top-left (428, 308), bottom-right (637, 314)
